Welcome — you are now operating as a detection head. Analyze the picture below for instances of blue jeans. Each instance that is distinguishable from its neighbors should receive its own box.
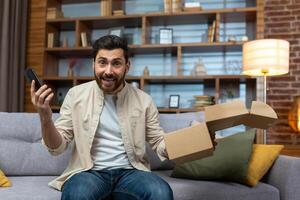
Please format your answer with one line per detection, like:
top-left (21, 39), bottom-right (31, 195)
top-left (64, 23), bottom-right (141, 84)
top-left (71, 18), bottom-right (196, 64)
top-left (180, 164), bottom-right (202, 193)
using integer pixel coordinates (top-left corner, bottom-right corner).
top-left (61, 169), bottom-right (174, 200)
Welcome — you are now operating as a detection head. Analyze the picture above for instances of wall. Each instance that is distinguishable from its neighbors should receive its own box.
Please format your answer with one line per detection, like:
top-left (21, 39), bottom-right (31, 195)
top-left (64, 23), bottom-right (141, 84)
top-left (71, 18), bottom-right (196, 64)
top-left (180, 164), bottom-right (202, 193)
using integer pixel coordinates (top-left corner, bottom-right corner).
top-left (265, 0), bottom-right (300, 145)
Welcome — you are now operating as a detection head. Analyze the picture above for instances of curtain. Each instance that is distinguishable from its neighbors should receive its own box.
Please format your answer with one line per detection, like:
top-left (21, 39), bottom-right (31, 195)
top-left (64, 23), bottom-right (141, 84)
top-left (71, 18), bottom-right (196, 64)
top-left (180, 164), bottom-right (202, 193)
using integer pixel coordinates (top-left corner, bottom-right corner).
top-left (0, 0), bottom-right (28, 112)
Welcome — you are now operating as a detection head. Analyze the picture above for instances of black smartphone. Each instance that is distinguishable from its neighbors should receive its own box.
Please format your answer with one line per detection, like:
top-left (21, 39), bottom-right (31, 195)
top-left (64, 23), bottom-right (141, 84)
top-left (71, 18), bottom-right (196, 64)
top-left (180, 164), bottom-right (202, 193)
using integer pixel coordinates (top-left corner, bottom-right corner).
top-left (25, 68), bottom-right (43, 90)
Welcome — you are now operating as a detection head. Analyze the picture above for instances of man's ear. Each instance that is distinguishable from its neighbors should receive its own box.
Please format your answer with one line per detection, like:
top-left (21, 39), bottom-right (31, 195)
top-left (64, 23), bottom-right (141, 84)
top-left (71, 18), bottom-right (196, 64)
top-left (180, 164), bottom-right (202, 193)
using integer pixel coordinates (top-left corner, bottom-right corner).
top-left (125, 60), bottom-right (130, 73)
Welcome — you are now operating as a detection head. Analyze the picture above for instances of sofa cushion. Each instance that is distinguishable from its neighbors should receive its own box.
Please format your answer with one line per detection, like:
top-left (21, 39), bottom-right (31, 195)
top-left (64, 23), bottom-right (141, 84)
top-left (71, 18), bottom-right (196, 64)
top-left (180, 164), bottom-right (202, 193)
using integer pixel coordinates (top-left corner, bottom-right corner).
top-left (171, 130), bottom-right (255, 183)
top-left (245, 144), bottom-right (284, 186)
top-left (0, 112), bottom-right (71, 176)
top-left (147, 112), bottom-right (205, 170)
top-left (156, 170), bottom-right (280, 200)
top-left (0, 176), bottom-right (61, 200)
top-left (0, 169), bottom-right (11, 187)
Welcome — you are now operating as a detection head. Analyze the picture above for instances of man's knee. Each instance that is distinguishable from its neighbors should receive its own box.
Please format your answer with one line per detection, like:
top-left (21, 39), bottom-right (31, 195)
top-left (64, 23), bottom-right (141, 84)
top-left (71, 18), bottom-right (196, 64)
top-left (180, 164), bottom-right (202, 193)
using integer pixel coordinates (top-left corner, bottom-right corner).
top-left (144, 181), bottom-right (174, 200)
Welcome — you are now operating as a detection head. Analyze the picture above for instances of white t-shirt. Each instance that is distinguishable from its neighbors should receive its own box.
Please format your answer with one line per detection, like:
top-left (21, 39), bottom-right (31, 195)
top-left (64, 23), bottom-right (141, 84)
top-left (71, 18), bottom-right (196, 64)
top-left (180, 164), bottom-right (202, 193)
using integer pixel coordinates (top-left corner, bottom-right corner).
top-left (91, 94), bottom-right (133, 170)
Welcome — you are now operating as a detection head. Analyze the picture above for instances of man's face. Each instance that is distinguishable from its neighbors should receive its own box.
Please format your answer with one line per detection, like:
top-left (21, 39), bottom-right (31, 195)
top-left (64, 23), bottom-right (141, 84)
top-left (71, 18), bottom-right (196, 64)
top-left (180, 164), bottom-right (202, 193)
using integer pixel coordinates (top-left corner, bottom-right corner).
top-left (93, 48), bottom-right (129, 94)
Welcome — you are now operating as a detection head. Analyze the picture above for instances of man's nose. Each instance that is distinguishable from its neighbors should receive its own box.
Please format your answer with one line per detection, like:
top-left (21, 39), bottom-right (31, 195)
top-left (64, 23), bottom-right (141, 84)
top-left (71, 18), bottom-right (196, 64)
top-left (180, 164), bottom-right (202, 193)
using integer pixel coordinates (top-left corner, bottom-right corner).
top-left (104, 64), bottom-right (113, 74)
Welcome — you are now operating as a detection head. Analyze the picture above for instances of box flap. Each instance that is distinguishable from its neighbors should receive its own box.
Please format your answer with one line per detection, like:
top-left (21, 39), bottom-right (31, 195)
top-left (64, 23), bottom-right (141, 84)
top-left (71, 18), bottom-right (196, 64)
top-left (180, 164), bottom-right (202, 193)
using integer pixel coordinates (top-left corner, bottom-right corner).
top-left (205, 100), bottom-right (249, 132)
top-left (243, 101), bottom-right (278, 129)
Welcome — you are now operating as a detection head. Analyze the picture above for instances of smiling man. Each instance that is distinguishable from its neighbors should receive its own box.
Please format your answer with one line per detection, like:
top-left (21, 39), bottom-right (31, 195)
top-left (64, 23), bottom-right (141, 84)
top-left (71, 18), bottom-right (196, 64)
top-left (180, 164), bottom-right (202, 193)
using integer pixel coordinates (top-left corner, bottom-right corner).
top-left (30, 35), bottom-right (174, 200)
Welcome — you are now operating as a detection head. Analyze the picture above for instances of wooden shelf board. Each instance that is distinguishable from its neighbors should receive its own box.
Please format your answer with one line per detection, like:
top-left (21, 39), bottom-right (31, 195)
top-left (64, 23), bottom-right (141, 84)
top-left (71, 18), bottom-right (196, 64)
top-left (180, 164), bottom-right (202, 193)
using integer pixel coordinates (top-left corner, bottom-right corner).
top-left (46, 7), bottom-right (257, 28)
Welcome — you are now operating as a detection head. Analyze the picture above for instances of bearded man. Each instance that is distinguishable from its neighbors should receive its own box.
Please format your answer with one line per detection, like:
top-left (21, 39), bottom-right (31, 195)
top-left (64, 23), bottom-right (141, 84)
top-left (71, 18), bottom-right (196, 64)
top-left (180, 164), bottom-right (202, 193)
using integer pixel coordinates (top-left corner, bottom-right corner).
top-left (30, 35), bottom-right (174, 200)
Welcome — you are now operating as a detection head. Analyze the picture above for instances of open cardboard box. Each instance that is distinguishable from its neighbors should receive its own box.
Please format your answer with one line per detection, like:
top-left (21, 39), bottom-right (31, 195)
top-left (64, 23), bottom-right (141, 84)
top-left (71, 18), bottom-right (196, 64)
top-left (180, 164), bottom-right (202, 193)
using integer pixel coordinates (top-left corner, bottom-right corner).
top-left (164, 100), bottom-right (278, 164)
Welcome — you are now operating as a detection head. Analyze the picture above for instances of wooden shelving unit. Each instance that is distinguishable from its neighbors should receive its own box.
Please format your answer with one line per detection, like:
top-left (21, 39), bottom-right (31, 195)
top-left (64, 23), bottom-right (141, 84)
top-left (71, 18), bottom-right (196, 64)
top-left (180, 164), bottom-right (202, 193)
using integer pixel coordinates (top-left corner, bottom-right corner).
top-left (41, 0), bottom-right (262, 113)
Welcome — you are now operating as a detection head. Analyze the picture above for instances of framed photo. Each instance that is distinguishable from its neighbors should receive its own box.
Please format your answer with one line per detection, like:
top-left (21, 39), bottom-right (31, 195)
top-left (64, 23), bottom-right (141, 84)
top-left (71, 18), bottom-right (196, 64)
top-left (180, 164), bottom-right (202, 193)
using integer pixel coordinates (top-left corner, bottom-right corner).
top-left (108, 26), bottom-right (124, 37)
top-left (159, 28), bottom-right (173, 44)
top-left (169, 95), bottom-right (180, 108)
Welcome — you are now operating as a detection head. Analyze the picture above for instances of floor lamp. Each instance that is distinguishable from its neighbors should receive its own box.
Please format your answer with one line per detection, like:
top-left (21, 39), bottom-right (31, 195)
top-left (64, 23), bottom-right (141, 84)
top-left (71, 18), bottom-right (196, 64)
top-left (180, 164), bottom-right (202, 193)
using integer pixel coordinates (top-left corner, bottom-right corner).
top-left (242, 39), bottom-right (290, 144)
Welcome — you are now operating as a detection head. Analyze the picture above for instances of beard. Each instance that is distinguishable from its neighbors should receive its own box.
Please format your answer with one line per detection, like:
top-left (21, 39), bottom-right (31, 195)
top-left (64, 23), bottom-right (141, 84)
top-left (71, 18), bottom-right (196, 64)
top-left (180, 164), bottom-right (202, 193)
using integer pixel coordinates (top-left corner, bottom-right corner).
top-left (94, 70), bottom-right (126, 94)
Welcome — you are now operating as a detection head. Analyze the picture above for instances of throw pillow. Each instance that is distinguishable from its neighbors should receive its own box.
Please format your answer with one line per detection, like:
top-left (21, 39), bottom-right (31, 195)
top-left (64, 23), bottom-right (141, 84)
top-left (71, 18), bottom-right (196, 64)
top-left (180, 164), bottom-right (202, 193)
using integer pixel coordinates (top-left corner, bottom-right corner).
top-left (171, 130), bottom-right (255, 183)
top-left (244, 144), bottom-right (284, 186)
top-left (0, 169), bottom-right (11, 187)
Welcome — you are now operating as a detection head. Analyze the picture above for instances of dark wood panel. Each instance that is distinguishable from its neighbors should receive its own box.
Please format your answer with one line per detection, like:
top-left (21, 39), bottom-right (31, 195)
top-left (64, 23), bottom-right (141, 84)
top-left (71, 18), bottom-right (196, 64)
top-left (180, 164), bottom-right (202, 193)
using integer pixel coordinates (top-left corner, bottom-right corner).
top-left (25, 0), bottom-right (47, 112)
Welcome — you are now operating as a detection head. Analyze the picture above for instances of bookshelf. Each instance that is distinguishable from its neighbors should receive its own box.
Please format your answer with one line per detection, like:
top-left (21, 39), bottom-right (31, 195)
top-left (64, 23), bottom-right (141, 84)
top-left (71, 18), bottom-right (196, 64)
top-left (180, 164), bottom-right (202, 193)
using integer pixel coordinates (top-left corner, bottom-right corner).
top-left (34, 0), bottom-right (263, 113)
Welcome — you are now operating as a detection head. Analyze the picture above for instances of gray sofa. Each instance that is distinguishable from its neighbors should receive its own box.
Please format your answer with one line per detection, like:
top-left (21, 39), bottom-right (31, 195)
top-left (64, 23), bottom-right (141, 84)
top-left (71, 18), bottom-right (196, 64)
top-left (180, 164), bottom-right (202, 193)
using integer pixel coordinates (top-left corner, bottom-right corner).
top-left (0, 112), bottom-right (300, 200)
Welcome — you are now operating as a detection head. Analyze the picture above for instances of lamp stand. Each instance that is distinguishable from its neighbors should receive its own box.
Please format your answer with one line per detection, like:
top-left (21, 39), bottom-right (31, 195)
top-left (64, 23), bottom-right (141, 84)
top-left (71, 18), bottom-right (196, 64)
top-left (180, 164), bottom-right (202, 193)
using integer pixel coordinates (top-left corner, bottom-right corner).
top-left (263, 74), bottom-right (267, 144)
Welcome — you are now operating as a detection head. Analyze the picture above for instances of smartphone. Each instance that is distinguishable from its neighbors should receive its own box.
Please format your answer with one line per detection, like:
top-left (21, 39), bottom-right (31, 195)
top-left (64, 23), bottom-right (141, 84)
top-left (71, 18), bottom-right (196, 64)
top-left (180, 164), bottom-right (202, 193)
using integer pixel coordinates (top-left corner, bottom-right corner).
top-left (25, 68), bottom-right (42, 90)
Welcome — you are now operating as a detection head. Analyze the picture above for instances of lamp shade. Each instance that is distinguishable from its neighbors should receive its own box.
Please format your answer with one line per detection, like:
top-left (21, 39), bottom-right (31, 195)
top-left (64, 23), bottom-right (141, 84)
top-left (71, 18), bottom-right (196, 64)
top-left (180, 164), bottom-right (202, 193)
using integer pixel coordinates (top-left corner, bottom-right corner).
top-left (242, 39), bottom-right (290, 76)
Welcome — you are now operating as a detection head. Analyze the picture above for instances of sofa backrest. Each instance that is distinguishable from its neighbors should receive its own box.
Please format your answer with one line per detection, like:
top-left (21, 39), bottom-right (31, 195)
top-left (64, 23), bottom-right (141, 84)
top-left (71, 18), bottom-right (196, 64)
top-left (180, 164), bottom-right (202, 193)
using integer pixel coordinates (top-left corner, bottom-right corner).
top-left (0, 111), bottom-right (204, 175)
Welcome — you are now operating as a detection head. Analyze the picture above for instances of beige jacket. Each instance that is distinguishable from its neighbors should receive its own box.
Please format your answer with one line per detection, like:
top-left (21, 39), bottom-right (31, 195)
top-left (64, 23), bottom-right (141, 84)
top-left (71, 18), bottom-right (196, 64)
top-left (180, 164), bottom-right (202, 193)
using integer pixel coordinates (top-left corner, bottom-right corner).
top-left (43, 81), bottom-right (167, 191)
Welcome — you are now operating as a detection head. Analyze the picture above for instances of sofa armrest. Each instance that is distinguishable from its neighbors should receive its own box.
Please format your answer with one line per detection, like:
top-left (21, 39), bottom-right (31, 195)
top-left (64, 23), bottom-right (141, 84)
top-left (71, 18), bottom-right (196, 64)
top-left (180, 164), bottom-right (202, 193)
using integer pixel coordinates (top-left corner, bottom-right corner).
top-left (263, 155), bottom-right (300, 200)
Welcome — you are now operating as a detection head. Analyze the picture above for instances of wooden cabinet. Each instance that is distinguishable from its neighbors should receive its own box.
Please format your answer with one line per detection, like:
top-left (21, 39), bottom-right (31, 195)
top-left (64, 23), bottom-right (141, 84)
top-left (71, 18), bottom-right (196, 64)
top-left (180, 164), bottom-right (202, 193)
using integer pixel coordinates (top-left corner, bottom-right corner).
top-left (41, 0), bottom-right (263, 113)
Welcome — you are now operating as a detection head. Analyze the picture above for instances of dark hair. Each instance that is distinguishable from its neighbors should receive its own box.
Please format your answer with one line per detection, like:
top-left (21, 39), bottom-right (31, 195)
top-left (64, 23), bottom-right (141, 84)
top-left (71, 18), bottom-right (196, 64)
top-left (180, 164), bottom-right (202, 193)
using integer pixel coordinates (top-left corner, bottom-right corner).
top-left (92, 35), bottom-right (129, 63)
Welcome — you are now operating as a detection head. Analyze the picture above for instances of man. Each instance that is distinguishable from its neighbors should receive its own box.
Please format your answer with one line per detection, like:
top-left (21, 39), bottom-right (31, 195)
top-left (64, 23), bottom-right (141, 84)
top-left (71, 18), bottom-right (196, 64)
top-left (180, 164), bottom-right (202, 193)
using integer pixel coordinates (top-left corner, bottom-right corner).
top-left (31, 35), bottom-right (174, 200)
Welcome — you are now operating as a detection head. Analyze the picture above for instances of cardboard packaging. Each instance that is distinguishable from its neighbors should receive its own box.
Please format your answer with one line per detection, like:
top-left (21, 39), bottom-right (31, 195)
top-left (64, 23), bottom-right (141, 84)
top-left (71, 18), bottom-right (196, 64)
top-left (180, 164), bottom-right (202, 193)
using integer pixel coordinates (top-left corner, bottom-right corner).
top-left (164, 122), bottom-right (214, 164)
top-left (164, 100), bottom-right (277, 164)
top-left (205, 100), bottom-right (278, 132)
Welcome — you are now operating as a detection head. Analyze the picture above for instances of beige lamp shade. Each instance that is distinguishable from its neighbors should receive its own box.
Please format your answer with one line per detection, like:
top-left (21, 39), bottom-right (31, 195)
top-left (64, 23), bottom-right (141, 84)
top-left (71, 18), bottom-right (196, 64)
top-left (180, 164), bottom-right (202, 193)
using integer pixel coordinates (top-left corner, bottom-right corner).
top-left (242, 39), bottom-right (290, 76)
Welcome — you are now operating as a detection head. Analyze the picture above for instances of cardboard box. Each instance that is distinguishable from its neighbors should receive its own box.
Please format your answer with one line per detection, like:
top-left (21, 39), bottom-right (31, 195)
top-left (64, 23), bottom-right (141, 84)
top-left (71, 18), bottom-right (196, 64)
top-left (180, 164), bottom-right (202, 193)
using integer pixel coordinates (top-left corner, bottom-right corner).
top-left (164, 100), bottom-right (277, 164)
top-left (164, 122), bottom-right (214, 164)
top-left (205, 100), bottom-right (278, 132)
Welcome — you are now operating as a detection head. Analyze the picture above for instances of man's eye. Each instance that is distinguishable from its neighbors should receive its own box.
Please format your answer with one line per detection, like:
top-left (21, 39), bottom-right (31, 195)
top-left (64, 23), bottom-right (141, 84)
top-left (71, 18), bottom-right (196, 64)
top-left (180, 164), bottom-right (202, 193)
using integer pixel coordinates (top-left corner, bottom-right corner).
top-left (112, 62), bottom-right (122, 67)
top-left (98, 60), bottom-right (106, 65)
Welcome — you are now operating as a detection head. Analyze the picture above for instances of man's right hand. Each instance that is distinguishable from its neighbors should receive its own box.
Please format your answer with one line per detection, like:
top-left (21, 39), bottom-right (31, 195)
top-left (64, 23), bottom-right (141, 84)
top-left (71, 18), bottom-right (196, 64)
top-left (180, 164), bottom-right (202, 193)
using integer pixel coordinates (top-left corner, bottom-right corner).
top-left (30, 80), bottom-right (54, 120)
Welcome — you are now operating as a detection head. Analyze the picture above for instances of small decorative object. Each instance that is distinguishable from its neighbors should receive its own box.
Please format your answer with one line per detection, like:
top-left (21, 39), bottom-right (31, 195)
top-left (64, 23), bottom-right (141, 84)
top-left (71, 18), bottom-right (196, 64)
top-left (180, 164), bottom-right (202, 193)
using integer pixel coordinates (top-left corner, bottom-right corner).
top-left (67, 58), bottom-right (78, 77)
top-left (159, 28), bottom-right (173, 44)
top-left (169, 95), bottom-right (180, 108)
top-left (228, 35), bottom-right (236, 42)
top-left (288, 96), bottom-right (300, 133)
top-left (108, 26), bottom-right (124, 37)
top-left (131, 82), bottom-right (139, 88)
top-left (192, 58), bottom-right (206, 76)
top-left (143, 66), bottom-right (150, 76)
top-left (241, 36), bottom-right (249, 42)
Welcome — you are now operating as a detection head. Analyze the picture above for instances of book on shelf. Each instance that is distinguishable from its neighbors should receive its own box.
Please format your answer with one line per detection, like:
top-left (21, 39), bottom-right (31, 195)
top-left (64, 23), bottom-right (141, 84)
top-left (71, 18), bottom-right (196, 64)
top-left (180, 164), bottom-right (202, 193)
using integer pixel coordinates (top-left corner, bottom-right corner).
top-left (183, 1), bottom-right (202, 12)
top-left (47, 7), bottom-right (64, 19)
top-left (100, 0), bottom-right (111, 16)
top-left (164, 0), bottom-right (172, 13)
top-left (207, 20), bottom-right (216, 43)
top-left (80, 32), bottom-right (90, 47)
top-left (172, 0), bottom-right (181, 12)
top-left (47, 32), bottom-right (58, 48)
top-left (193, 95), bottom-right (215, 108)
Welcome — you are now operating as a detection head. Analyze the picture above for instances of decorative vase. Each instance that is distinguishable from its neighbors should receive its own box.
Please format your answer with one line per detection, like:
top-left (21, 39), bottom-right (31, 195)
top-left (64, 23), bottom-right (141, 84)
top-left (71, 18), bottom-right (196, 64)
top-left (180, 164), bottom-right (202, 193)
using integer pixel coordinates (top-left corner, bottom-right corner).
top-left (67, 67), bottom-right (74, 77)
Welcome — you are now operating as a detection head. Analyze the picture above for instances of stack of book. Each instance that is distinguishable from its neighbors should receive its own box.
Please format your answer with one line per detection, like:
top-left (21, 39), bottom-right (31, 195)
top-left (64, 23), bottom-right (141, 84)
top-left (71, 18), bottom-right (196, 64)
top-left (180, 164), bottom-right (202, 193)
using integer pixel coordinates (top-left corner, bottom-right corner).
top-left (113, 10), bottom-right (124, 16)
top-left (207, 20), bottom-right (216, 43)
top-left (183, 1), bottom-right (202, 12)
top-left (193, 95), bottom-right (215, 108)
top-left (47, 7), bottom-right (63, 19)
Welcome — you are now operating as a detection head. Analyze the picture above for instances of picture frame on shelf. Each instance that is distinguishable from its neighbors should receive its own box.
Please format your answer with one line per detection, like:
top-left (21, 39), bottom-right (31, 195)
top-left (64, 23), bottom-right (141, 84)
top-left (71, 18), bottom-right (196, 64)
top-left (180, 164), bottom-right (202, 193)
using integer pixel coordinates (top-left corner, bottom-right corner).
top-left (159, 28), bottom-right (173, 44)
top-left (108, 26), bottom-right (124, 37)
top-left (169, 95), bottom-right (180, 108)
